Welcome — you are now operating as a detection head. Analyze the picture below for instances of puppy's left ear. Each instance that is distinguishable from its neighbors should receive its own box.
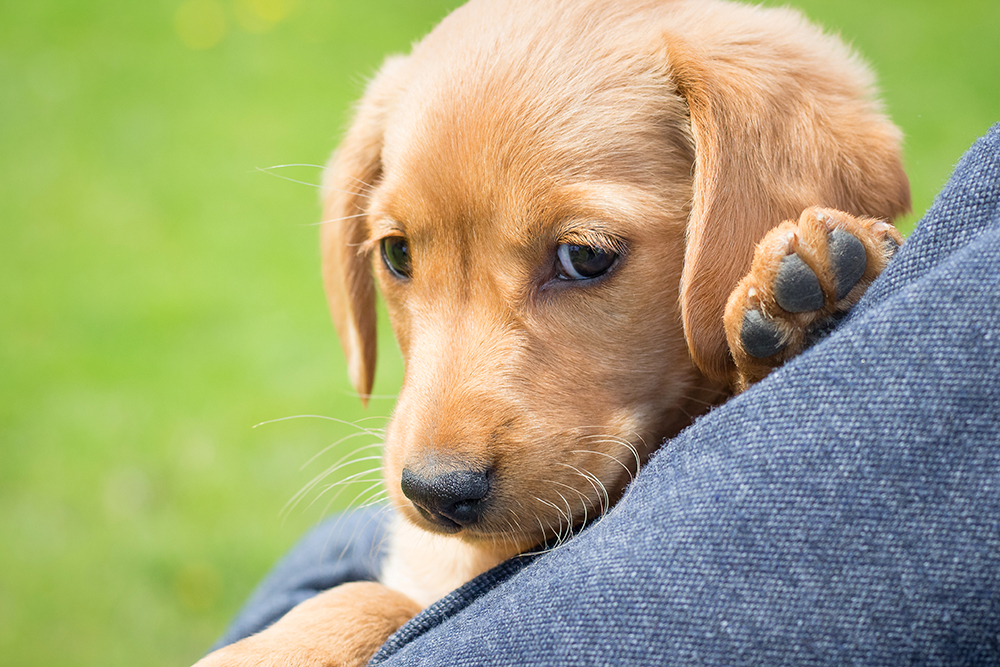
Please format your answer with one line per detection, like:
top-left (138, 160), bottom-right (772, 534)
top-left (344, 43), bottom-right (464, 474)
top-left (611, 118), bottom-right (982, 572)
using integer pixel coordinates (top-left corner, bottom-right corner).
top-left (322, 56), bottom-right (409, 403)
top-left (663, 10), bottom-right (911, 384)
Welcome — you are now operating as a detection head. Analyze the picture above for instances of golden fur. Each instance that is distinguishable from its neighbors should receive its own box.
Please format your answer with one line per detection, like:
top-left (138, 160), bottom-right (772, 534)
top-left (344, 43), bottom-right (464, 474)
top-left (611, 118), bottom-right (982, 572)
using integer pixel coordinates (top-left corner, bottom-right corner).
top-left (196, 0), bottom-right (910, 664)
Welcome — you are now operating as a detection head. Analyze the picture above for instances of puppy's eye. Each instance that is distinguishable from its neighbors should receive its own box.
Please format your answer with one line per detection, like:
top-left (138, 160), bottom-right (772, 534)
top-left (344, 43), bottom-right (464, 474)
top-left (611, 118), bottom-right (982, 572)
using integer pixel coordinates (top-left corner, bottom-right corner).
top-left (556, 243), bottom-right (617, 280)
top-left (380, 236), bottom-right (411, 279)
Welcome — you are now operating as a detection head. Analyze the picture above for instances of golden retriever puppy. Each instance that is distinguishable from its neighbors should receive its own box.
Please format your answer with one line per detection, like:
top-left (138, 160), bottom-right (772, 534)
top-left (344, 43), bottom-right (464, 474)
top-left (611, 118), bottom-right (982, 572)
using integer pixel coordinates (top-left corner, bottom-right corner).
top-left (197, 0), bottom-right (910, 664)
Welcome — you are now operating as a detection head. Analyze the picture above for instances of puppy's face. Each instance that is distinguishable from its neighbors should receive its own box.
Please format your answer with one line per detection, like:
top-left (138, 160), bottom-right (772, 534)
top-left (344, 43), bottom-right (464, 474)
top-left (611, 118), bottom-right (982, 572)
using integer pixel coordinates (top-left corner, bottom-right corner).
top-left (323, 0), bottom-right (910, 556)
top-left (365, 40), bottom-right (715, 552)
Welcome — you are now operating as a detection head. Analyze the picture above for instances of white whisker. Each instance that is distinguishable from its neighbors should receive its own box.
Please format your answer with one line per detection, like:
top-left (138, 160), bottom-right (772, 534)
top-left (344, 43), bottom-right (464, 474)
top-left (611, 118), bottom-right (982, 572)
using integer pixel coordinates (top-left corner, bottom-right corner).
top-left (305, 467), bottom-right (384, 512)
top-left (342, 173), bottom-right (379, 195)
top-left (254, 414), bottom-right (384, 436)
top-left (308, 212), bottom-right (371, 227)
top-left (570, 447), bottom-right (634, 479)
top-left (262, 162), bottom-right (326, 170)
top-left (557, 462), bottom-right (610, 516)
top-left (254, 165), bottom-right (373, 200)
top-left (534, 495), bottom-right (571, 546)
top-left (301, 436), bottom-right (382, 472)
top-left (291, 451), bottom-right (383, 505)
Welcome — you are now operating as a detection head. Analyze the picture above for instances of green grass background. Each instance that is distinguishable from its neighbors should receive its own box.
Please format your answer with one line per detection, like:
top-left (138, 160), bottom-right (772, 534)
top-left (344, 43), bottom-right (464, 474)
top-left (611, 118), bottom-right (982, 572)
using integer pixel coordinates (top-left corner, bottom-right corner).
top-left (0, 0), bottom-right (997, 664)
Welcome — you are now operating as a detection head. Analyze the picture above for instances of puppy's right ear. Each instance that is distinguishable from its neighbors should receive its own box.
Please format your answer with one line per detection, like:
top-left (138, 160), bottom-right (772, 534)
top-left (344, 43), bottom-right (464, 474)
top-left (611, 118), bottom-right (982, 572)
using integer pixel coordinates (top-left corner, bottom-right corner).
top-left (322, 56), bottom-right (409, 403)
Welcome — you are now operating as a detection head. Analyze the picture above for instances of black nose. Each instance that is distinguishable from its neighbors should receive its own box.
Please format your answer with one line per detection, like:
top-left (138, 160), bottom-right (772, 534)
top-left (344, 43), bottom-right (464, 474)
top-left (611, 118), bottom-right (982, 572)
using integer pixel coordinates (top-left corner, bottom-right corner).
top-left (400, 466), bottom-right (492, 530)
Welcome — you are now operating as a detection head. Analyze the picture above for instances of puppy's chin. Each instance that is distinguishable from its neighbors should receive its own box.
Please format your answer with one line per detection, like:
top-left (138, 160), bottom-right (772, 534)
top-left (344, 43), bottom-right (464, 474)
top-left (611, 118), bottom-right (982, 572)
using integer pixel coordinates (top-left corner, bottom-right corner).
top-left (392, 497), bottom-right (531, 552)
top-left (409, 505), bottom-right (464, 534)
top-left (396, 502), bottom-right (511, 541)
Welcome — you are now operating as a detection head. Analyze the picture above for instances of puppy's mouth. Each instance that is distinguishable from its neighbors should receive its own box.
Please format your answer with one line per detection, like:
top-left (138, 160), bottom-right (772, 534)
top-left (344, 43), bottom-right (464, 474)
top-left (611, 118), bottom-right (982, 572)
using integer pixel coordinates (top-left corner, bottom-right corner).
top-left (399, 465), bottom-right (493, 534)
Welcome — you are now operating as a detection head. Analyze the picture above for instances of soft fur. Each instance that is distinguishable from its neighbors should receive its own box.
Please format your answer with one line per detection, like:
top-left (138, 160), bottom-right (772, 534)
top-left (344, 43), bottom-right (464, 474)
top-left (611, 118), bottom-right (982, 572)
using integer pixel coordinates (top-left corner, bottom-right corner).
top-left (196, 0), bottom-right (910, 664)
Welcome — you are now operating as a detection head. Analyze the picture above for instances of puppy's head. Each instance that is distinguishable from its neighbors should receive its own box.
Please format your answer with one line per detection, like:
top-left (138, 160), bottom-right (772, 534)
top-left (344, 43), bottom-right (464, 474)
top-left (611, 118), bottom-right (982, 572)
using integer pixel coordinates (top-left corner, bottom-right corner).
top-left (322, 0), bottom-right (909, 554)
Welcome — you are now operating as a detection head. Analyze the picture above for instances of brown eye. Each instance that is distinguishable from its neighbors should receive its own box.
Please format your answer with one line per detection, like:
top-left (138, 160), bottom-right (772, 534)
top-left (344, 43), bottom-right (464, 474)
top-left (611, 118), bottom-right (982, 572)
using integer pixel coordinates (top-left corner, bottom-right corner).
top-left (556, 243), bottom-right (617, 280)
top-left (381, 236), bottom-right (411, 279)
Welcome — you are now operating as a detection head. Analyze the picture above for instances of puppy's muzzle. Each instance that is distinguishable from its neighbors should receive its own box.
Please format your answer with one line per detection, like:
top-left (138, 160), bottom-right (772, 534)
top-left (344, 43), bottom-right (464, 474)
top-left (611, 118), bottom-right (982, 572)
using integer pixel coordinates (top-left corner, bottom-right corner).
top-left (400, 465), bottom-right (492, 532)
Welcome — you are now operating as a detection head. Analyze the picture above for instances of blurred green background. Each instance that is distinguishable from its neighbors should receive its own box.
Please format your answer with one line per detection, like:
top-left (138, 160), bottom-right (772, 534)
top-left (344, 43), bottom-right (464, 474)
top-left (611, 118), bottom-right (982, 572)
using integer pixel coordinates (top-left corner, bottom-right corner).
top-left (0, 0), bottom-right (997, 664)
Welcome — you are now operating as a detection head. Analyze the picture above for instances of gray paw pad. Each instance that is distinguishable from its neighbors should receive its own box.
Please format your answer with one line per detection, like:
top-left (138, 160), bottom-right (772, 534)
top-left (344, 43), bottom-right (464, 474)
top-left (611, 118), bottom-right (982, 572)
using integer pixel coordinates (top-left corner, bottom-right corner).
top-left (828, 229), bottom-right (867, 299)
top-left (741, 309), bottom-right (787, 358)
top-left (774, 254), bottom-right (824, 313)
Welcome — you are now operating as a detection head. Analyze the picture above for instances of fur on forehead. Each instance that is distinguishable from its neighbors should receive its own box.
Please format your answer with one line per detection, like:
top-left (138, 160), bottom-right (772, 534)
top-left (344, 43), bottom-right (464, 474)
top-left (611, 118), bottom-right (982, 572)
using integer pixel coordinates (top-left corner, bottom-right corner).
top-left (374, 1), bottom-right (694, 220)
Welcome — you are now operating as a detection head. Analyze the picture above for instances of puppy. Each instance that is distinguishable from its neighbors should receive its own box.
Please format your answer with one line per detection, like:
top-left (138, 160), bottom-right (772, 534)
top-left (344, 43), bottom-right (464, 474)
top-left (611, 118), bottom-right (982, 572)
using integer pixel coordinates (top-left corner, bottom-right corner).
top-left (197, 0), bottom-right (910, 664)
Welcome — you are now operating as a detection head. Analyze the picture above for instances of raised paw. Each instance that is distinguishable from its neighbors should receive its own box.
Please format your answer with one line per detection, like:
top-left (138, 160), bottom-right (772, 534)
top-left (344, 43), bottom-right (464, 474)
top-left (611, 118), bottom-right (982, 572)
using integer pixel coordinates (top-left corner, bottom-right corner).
top-left (192, 582), bottom-right (422, 667)
top-left (724, 206), bottom-right (903, 391)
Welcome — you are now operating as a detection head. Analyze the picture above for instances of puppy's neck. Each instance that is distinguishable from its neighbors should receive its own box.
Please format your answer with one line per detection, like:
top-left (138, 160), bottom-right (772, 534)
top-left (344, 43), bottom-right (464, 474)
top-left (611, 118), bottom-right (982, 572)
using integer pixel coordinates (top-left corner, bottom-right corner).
top-left (379, 516), bottom-right (521, 608)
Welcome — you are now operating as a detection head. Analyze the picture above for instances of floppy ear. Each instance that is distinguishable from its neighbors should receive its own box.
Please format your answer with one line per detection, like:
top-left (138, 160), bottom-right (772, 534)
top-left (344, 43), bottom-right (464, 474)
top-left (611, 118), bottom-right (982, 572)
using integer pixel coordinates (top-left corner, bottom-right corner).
top-left (664, 14), bottom-right (911, 384)
top-left (321, 56), bottom-right (409, 402)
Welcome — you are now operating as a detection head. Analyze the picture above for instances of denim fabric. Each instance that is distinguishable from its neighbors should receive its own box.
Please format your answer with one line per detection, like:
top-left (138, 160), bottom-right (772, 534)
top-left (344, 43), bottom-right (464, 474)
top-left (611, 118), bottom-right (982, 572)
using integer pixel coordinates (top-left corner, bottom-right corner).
top-left (216, 123), bottom-right (1000, 665)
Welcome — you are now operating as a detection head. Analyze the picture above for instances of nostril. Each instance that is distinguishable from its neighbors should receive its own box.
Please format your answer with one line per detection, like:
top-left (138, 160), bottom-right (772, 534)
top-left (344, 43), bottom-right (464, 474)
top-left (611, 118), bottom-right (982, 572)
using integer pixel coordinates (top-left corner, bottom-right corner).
top-left (400, 466), bottom-right (492, 527)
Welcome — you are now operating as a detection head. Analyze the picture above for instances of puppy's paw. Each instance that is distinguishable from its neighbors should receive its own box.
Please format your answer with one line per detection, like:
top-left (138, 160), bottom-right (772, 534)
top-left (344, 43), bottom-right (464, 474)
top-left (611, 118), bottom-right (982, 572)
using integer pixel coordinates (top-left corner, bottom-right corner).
top-left (724, 206), bottom-right (902, 391)
top-left (192, 582), bottom-right (421, 667)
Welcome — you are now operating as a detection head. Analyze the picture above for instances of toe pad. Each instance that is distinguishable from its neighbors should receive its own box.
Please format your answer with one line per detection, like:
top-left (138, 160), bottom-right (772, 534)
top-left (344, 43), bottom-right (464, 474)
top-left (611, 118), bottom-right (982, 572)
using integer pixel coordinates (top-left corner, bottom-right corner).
top-left (741, 309), bottom-right (787, 358)
top-left (774, 254), bottom-right (824, 313)
top-left (828, 229), bottom-right (867, 300)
